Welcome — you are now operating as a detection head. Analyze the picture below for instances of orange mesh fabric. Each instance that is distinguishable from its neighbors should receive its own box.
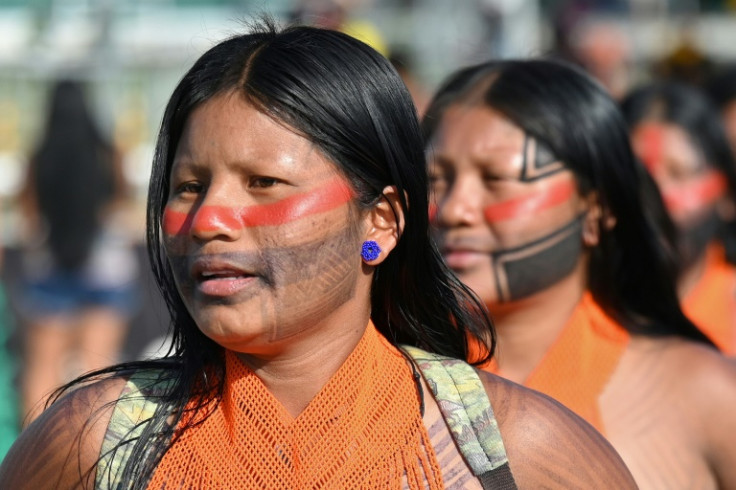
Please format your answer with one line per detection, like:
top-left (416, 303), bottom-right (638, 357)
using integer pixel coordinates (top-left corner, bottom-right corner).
top-left (682, 243), bottom-right (736, 355)
top-left (147, 322), bottom-right (444, 489)
top-left (476, 293), bottom-right (629, 434)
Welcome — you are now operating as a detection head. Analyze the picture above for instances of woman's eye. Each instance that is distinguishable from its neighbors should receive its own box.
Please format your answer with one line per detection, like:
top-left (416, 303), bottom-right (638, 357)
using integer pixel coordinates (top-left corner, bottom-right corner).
top-left (250, 177), bottom-right (279, 188)
top-left (482, 173), bottom-right (505, 185)
top-left (428, 173), bottom-right (447, 191)
top-left (667, 164), bottom-right (702, 182)
top-left (175, 181), bottom-right (203, 194)
top-left (428, 167), bottom-right (449, 184)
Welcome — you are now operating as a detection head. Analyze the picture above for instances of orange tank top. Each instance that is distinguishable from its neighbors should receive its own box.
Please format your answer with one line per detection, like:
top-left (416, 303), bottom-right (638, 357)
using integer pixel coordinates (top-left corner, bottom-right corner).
top-left (147, 322), bottom-right (443, 489)
top-left (480, 293), bottom-right (629, 434)
top-left (682, 243), bottom-right (736, 355)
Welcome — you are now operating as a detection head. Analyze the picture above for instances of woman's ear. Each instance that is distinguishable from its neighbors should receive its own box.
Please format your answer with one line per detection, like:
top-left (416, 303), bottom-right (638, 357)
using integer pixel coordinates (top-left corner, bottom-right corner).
top-left (361, 186), bottom-right (405, 265)
top-left (582, 193), bottom-right (616, 247)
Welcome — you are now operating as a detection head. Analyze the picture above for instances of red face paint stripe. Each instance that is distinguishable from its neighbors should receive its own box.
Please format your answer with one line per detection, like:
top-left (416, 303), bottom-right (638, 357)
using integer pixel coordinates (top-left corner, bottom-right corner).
top-left (163, 206), bottom-right (193, 236)
top-left (662, 171), bottom-right (728, 214)
top-left (428, 203), bottom-right (438, 224)
top-left (483, 178), bottom-right (576, 223)
top-left (162, 176), bottom-right (354, 235)
top-left (637, 124), bottom-right (664, 175)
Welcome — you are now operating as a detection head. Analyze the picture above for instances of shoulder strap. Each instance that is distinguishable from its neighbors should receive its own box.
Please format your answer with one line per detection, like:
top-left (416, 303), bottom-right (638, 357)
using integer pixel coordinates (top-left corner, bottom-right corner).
top-left (95, 369), bottom-right (174, 490)
top-left (401, 345), bottom-right (517, 490)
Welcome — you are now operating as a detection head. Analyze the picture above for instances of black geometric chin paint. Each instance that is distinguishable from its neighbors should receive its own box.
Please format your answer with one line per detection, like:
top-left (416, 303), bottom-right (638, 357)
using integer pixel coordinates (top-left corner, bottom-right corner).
top-left (491, 216), bottom-right (584, 302)
top-left (678, 210), bottom-right (721, 269)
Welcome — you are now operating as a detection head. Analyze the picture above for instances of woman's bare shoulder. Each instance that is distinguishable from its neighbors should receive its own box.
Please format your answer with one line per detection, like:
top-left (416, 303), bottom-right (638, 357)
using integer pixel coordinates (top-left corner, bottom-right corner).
top-left (0, 375), bottom-right (128, 490)
top-left (477, 369), bottom-right (637, 489)
top-left (626, 335), bottom-right (736, 405)
top-left (634, 337), bottom-right (736, 487)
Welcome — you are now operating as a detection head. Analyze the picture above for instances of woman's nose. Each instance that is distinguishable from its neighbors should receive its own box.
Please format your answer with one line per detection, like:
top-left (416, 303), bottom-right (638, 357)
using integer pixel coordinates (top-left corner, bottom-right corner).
top-left (189, 193), bottom-right (243, 242)
top-left (436, 178), bottom-right (484, 228)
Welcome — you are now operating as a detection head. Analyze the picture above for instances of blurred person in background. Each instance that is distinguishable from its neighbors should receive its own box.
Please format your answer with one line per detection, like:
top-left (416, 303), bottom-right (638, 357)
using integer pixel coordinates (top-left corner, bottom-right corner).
top-left (548, 1), bottom-right (633, 99)
top-left (424, 58), bottom-right (736, 488)
top-left (289, 0), bottom-right (389, 56)
top-left (16, 79), bottom-right (139, 424)
top-left (623, 82), bottom-right (736, 355)
top-left (566, 15), bottom-right (633, 100)
top-left (292, 0), bottom-right (431, 117)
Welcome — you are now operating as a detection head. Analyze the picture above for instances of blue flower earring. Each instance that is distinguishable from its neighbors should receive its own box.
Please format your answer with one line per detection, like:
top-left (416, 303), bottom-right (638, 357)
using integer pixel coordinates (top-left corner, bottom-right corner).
top-left (361, 240), bottom-right (381, 262)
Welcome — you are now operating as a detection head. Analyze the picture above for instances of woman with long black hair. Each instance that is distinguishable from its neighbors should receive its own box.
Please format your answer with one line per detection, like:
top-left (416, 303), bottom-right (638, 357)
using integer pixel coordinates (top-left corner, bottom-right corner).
top-left (622, 82), bottom-right (736, 355)
top-left (424, 58), bottom-right (736, 488)
top-left (17, 79), bottom-right (139, 423)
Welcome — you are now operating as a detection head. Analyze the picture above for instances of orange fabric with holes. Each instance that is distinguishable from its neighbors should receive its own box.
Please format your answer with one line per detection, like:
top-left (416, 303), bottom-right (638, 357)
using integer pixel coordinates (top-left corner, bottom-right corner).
top-left (682, 243), bottom-right (736, 355)
top-left (477, 293), bottom-right (629, 434)
top-left (147, 322), bottom-right (443, 489)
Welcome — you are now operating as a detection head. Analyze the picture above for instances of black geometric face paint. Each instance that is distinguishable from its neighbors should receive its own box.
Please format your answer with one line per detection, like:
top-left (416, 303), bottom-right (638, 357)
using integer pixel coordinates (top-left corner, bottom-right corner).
top-left (166, 223), bottom-right (360, 343)
top-left (482, 133), bottom-right (581, 302)
top-left (678, 210), bottom-right (721, 270)
top-left (491, 215), bottom-right (584, 302)
top-left (520, 134), bottom-right (566, 182)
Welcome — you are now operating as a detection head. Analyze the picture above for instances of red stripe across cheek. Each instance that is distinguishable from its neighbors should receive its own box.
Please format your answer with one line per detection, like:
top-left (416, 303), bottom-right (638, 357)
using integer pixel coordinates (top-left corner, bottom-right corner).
top-left (483, 178), bottom-right (576, 224)
top-left (162, 176), bottom-right (354, 236)
top-left (428, 203), bottom-right (438, 224)
top-left (637, 125), bottom-right (664, 175)
top-left (661, 171), bottom-right (728, 215)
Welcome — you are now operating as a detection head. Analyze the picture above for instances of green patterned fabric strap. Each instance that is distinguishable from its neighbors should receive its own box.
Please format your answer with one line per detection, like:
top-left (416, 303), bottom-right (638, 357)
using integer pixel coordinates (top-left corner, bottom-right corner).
top-left (401, 345), bottom-right (516, 489)
top-left (95, 369), bottom-right (174, 490)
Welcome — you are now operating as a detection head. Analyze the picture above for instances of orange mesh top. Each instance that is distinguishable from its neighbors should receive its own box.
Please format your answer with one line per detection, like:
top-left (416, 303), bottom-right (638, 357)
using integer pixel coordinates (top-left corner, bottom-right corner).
top-left (476, 293), bottom-right (629, 434)
top-left (682, 243), bottom-right (736, 355)
top-left (147, 322), bottom-right (444, 489)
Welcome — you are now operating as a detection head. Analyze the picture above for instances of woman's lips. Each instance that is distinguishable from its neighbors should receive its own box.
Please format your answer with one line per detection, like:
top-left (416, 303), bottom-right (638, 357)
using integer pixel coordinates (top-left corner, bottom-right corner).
top-left (442, 249), bottom-right (487, 269)
top-left (196, 273), bottom-right (256, 297)
top-left (190, 257), bottom-right (258, 297)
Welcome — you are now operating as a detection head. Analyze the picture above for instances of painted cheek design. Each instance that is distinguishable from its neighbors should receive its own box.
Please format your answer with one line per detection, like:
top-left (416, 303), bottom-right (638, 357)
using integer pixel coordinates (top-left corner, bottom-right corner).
top-left (636, 124), bottom-right (664, 175)
top-left (491, 216), bottom-right (584, 302)
top-left (661, 171), bottom-right (728, 215)
top-left (428, 203), bottom-right (438, 224)
top-left (162, 176), bottom-right (354, 236)
top-left (519, 135), bottom-right (564, 182)
top-left (482, 178), bottom-right (576, 224)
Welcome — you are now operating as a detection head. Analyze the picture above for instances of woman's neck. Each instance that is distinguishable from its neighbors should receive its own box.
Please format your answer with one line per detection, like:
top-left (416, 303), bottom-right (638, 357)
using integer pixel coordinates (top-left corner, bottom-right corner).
top-left (489, 261), bottom-right (587, 384)
top-left (236, 306), bottom-right (371, 418)
top-left (677, 250), bottom-right (709, 299)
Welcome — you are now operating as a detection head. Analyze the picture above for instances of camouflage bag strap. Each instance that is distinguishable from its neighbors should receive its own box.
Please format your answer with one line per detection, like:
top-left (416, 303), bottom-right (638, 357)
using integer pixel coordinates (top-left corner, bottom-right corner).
top-left (402, 345), bottom-right (517, 490)
top-left (95, 369), bottom-right (174, 490)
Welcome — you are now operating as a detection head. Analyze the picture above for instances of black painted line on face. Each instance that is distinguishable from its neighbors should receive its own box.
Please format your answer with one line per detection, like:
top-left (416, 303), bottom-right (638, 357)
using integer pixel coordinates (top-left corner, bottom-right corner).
top-left (520, 134), bottom-right (566, 183)
top-left (678, 209), bottom-right (721, 269)
top-left (491, 215), bottom-right (584, 302)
